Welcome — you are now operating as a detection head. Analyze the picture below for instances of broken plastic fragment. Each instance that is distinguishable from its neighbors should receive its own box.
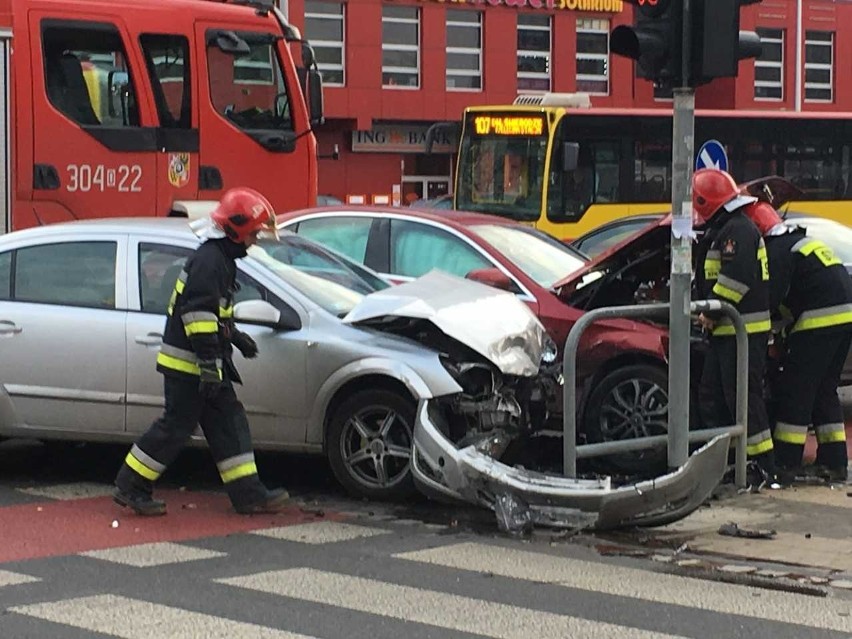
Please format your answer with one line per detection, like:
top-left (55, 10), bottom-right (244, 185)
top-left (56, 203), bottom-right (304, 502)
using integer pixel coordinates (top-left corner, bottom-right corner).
top-left (717, 522), bottom-right (776, 539)
top-left (493, 492), bottom-right (533, 536)
top-left (111, 520), bottom-right (119, 529)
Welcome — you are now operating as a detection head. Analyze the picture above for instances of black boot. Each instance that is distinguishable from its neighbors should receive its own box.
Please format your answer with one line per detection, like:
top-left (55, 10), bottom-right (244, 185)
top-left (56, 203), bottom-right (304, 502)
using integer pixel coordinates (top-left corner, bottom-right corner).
top-left (113, 488), bottom-right (167, 516)
top-left (233, 488), bottom-right (290, 515)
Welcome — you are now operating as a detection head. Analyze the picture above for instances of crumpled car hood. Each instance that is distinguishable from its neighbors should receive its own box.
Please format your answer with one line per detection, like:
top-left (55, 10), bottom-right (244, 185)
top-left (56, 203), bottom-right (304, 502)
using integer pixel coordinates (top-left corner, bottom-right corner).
top-left (343, 270), bottom-right (546, 376)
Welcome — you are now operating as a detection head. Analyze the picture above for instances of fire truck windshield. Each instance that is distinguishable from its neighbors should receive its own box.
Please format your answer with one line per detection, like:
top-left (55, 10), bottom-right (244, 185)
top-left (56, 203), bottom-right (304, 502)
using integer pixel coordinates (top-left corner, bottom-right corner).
top-left (206, 31), bottom-right (294, 133)
top-left (455, 113), bottom-right (548, 221)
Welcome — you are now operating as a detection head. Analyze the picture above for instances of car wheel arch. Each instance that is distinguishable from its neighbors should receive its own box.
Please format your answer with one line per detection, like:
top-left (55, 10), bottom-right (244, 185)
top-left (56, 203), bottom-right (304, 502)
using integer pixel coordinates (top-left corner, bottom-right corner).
top-left (321, 374), bottom-right (415, 452)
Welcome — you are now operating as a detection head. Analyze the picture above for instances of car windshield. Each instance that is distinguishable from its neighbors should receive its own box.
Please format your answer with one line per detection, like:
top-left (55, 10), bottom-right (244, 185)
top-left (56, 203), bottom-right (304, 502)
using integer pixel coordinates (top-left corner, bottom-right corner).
top-left (791, 217), bottom-right (852, 264)
top-left (247, 236), bottom-right (381, 317)
top-left (470, 223), bottom-right (587, 288)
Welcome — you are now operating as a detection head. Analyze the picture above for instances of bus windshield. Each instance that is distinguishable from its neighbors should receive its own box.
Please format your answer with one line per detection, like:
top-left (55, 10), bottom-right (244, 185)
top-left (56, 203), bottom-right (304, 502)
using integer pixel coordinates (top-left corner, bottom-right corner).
top-left (455, 112), bottom-right (549, 221)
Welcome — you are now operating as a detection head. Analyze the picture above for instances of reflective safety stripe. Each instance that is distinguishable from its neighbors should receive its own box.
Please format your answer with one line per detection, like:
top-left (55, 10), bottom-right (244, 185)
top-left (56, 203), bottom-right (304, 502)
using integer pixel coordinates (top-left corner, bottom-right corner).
top-left (218, 453), bottom-right (258, 483)
top-left (166, 271), bottom-right (188, 316)
top-left (712, 273), bottom-right (749, 304)
top-left (157, 344), bottom-right (222, 377)
top-left (791, 303), bottom-right (852, 333)
top-left (793, 238), bottom-right (843, 267)
top-left (757, 243), bottom-right (769, 281)
top-left (712, 311), bottom-right (772, 336)
top-left (124, 448), bottom-right (163, 481)
top-left (747, 430), bottom-right (774, 456)
top-left (816, 422), bottom-right (847, 444)
top-left (219, 297), bottom-right (234, 319)
top-left (182, 311), bottom-right (219, 336)
top-left (704, 252), bottom-right (721, 281)
top-left (774, 422), bottom-right (809, 445)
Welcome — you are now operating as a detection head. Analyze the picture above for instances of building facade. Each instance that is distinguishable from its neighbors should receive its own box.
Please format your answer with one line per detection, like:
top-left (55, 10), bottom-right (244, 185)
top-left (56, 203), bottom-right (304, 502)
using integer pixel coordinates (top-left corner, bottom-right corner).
top-left (281, 0), bottom-right (852, 205)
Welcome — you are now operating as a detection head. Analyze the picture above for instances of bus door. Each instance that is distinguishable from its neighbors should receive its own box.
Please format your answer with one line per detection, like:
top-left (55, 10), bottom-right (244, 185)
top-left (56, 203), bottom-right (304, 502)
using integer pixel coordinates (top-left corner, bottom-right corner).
top-left (28, 14), bottom-right (159, 227)
top-left (194, 20), bottom-right (310, 211)
top-left (136, 33), bottom-right (200, 215)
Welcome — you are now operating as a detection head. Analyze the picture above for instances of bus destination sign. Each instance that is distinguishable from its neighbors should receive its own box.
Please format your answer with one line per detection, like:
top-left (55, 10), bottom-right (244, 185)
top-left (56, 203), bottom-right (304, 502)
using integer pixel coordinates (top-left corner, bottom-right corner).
top-left (472, 115), bottom-right (545, 136)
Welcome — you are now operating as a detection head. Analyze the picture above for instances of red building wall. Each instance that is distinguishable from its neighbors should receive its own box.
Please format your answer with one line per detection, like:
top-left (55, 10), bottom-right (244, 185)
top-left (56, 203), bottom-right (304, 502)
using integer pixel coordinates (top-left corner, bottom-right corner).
top-left (286, 0), bottom-right (852, 201)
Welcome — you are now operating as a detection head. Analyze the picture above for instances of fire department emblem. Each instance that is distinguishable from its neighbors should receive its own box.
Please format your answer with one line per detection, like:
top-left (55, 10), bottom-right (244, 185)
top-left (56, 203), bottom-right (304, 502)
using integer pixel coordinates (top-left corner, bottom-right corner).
top-left (168, 153), bottom-right (190, 188)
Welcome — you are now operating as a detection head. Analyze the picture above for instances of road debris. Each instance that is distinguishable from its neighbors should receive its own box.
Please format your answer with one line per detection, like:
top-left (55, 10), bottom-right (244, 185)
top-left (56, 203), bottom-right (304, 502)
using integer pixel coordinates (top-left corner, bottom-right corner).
top-left (717, 522), bottom-right (777, 539)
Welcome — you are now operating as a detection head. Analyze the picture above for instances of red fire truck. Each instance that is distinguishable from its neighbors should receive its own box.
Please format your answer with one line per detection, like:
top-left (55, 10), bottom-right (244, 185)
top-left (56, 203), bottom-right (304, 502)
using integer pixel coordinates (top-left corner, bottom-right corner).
top-left (0, 0), bottom-right (323, 232)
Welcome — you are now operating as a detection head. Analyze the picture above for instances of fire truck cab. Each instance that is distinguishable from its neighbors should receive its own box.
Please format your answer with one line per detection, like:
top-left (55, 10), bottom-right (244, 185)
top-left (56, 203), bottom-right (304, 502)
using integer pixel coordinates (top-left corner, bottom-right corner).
top-left (0, 0), bottom-right (322, 232)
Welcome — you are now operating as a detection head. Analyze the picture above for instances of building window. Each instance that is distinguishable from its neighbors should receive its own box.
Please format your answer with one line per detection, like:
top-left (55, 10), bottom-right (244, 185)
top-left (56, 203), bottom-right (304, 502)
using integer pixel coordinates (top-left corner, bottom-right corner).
top-left (517, 14), bottom-right (551, 92)
top-left (382, 6), bottom-right (419, 88)
top-left (804, 30), bottom-right (833, 102)
top-left (304, 1), bottom-right (345, 86)
top-left (446, 9), bottom-right (482, 90)
top-left (754, 28), bottom-right (783, 100)
top-left (576, 18), bottom-right (609, 95)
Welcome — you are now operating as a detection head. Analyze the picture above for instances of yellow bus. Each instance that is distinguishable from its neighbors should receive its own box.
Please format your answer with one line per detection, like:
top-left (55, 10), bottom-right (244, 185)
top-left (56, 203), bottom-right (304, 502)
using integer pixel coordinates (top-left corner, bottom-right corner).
top-left (453, 93), bottom-right (852, 241)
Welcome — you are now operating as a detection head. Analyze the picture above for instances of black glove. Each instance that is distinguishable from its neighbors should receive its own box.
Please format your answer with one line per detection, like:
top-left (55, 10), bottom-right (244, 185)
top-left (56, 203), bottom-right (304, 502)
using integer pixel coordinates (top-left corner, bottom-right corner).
top-left (232, 330), bottom-right (258, 359)
top-left (198, 360), bottom-right (222, 400)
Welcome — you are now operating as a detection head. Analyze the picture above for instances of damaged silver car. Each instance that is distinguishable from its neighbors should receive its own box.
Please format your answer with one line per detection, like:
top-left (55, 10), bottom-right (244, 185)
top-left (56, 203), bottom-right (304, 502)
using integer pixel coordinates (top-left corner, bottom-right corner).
top-left (346, 271), bottom-right (730, 531)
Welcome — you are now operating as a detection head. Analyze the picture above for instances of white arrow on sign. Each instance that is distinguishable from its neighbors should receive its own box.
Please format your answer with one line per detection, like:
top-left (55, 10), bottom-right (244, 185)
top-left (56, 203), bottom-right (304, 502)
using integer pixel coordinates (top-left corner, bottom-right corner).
top-left (699, 148), bottom-right (720, 169)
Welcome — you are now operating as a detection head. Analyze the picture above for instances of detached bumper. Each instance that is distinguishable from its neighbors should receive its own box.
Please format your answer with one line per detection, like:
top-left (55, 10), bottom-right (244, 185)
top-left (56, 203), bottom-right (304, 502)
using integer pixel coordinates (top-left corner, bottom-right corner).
top-left (411, 400), bottom-right (730, 531)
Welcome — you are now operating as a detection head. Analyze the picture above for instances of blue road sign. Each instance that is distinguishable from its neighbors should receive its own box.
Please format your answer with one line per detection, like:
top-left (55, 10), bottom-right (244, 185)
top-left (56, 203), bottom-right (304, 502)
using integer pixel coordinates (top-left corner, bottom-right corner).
top-left (695, 139), bottom-right (729, 172)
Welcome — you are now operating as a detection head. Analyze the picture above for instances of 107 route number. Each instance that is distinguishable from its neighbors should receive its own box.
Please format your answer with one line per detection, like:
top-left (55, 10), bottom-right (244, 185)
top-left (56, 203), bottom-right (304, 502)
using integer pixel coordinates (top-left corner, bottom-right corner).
top-left (66, 164), bottom-right (143, 193)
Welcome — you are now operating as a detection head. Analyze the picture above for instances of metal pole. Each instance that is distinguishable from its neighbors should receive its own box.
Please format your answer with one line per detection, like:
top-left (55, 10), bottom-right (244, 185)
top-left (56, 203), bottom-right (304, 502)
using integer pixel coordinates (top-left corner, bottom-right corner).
top-left (668, 0), bottom-right (696, 470)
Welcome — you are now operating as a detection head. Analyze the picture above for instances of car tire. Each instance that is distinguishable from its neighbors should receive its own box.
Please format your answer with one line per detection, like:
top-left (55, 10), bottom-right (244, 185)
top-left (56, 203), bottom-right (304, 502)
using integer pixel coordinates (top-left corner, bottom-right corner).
top-left (327, 389), bottom-right (417, 501)
top-left (583, 364), bottom-right (671, 476)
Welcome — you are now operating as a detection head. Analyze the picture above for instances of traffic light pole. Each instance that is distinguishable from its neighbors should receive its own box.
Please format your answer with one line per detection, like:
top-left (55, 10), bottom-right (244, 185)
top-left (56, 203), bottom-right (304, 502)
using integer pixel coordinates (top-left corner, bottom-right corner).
top-left (667, 0), bottom-right (695, 470)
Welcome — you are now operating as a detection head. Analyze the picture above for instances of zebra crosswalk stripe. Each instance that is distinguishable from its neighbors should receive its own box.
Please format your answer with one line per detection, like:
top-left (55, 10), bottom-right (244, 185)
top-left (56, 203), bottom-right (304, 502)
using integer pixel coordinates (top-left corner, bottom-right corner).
top-left (250, 521), bottom-right (390, 544)
top-left (217, 567), bottom-right (690, 639)
top-left (0, 570), bottom-right (39, 587)
top-left (395, 542), bottom-right (852, 632)
top-left (9, 594), bottom-right (317, 639)
top-left (81, 542), bottom-right (227, 567)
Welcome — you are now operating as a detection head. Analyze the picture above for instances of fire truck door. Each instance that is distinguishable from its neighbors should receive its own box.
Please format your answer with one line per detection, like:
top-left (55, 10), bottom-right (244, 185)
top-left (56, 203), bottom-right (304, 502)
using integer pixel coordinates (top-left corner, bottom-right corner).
top-left (195, 22), bottom-right (309, 211)
top-left (30, 16), bottom-right (158, 226)
top-left (137, 34), bottom-right (200, 216)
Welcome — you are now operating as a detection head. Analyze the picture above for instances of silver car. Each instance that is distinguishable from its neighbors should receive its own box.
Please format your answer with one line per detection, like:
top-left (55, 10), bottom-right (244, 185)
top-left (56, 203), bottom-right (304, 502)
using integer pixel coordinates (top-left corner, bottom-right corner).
top-left (0, 218), bottom-right (556, 501)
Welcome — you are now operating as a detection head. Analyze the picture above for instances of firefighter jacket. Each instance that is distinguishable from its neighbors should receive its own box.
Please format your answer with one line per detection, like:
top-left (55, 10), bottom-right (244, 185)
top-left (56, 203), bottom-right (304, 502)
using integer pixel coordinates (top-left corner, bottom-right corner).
top-left (156, 238), bottom-right (246, 382)
top-left (763, 226), bottom-right (852, 334)
top-left (696, 210), bottom-right (771, 337)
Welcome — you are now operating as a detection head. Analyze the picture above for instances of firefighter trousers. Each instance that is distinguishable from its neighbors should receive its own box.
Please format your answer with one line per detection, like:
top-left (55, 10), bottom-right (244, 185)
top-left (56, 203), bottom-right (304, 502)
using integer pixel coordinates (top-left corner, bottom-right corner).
top-left (773, 328), bottom-right (851, 471)
top-left (699, 333), bottom-right (775, 472)
top-left (115, 374), bottom-right (268, 509)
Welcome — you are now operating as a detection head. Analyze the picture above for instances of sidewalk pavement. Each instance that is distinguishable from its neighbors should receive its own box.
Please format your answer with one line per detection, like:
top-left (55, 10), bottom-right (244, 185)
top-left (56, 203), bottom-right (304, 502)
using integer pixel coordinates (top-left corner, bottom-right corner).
top-left (616, 425), bottom-right (852, 591)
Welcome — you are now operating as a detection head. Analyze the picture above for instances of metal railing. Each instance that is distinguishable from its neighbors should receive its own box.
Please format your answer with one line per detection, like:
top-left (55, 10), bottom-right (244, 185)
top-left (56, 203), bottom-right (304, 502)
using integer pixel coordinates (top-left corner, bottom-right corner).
top-left (562, 299), bottom-right (749, 488)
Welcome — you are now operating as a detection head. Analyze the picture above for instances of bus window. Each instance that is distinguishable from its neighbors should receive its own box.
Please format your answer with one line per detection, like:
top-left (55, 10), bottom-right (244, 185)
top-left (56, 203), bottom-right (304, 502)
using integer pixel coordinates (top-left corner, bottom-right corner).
top-left (546, 128), bottom-right (619, 221)
top-left (139, 34), bottom-right (191, 129)
top-left (42, 23), bottom-right (140, 128)
top-left (778, 141), bottom-right (852, 200)
top-left (634, 140), bottom-right (672, 202)
top-left (206, 31), bottom-right (294, 134)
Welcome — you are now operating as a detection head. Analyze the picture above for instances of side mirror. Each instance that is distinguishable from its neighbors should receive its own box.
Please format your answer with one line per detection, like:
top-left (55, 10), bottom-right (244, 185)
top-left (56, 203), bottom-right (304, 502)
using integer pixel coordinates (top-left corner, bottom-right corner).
top-left (308, 68), bottom-right (324, 126)
top-left (234, 299), bottom-right (301, 331)
top-left (212, 30), bottom-right (251, 55)
top-left (563, 142), bottom-right (579, 172)
top-left (465, 267), bottom-right (517, 292)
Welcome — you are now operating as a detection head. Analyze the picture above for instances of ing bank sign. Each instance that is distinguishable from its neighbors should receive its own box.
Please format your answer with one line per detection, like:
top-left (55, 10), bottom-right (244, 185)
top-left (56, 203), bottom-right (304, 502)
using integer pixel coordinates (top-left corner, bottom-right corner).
top-left (410, 0), bottom-right (625, 11)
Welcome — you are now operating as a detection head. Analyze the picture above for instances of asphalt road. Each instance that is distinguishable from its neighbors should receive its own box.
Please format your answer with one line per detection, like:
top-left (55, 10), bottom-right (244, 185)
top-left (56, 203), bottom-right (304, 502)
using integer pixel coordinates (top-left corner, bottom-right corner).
top-left (0, 439), bottom-right (851, 639)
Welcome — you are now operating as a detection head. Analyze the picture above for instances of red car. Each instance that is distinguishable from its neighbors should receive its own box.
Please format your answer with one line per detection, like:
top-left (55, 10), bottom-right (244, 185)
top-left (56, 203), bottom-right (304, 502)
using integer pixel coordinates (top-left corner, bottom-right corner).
top-left (277, 206), bottom-right (679, 467)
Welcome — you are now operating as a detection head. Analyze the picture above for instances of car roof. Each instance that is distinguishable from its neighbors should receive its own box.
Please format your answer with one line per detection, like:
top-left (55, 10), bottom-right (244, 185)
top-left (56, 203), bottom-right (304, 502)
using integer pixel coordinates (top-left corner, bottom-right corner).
top-left (0, 217), bottom-right (303, 243)
top-left (277, 205), bottom-right (522, 230)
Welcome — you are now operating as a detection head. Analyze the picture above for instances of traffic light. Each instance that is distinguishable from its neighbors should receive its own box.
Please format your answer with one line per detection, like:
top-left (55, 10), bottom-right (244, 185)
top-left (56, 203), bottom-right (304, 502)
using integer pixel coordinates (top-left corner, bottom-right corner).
top-left (611, 0), bottom-right (763, 88)
top-left (691, 0), bottom-right (762, 85)
top-left (611, 0), bottom-right (683, 87)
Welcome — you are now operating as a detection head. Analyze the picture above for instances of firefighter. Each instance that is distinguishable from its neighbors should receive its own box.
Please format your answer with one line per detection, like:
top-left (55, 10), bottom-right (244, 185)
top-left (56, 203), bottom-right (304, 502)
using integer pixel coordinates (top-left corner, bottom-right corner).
top-left (743, 200), bottom-right (852, 484)
top-left (692, 168), bottom-right (777, 480)
top-left (113, 187), bottom-right (290, 516)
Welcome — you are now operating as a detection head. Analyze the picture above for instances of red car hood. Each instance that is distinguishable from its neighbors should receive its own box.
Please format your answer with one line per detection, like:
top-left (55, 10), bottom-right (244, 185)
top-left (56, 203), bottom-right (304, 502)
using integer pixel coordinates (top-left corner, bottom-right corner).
top-left (552, 215), bottom-right (671, 296)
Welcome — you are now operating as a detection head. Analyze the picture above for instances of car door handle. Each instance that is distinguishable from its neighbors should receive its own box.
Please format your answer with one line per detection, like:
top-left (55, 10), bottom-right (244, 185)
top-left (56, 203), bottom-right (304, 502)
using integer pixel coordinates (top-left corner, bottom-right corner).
top-left (0, 320), bottom-right (21, 335)
top-left (135, 333), bottom-right (163, 346)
